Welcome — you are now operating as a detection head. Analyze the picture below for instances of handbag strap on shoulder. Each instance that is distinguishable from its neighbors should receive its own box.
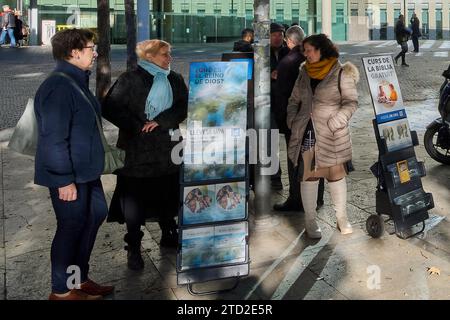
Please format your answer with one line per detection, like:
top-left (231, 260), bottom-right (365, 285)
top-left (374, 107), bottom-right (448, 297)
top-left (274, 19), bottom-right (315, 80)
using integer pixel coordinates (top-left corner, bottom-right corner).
top-left (49, 72), bottom-right (109, 150)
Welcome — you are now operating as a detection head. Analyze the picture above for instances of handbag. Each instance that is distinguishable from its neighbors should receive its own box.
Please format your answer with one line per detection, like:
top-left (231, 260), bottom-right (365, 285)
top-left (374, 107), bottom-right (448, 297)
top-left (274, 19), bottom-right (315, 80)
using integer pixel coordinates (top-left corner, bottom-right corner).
top-left (8, 72), bottom-right (125, 174)
top-left (8, 98), bottom-right (38, 156)
top-left (52, 72), bottom-right (125, 175)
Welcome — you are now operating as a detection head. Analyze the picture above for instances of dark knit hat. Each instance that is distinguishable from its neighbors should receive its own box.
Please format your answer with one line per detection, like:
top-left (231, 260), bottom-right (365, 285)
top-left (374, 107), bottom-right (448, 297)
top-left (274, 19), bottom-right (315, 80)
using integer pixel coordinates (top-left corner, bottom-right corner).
top-left (270, 22), bottom-right (285, 33)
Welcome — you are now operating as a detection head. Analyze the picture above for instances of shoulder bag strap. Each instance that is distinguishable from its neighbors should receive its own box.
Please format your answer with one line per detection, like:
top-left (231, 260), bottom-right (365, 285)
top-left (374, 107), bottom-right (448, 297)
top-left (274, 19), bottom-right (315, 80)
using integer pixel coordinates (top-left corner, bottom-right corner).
top-left (50, 71), bottom-right (109, 151)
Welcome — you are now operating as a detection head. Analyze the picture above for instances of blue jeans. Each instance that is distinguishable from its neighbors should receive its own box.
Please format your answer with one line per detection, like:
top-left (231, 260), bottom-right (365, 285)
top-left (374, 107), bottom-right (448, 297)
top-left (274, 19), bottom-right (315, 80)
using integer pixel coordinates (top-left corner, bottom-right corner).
top-left (0, 28), bottom-right (16, 47)
top-left (49, 179), bottom-right (108, 294)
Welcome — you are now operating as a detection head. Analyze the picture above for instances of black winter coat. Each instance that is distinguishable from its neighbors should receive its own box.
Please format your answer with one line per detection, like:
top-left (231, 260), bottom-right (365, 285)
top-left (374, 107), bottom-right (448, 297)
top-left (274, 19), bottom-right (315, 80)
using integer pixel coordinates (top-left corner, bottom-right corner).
top-left (233, 40), bottom-right (253, 52)
top-left (102, 66), bottom-right (188, 178)
top-left (274, 46), bottom-right (306, 134)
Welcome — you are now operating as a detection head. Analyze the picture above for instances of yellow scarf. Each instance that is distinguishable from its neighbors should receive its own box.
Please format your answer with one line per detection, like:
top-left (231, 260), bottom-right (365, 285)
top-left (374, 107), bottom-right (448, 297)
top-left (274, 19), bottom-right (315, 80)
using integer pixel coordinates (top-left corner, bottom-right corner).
top-left (305, 57), bottom-right (338, 80)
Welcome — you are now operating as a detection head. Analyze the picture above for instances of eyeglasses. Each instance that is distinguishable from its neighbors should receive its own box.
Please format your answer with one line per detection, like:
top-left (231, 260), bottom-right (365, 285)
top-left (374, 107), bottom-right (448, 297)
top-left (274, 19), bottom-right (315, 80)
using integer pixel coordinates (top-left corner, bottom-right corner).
top-left (84, 45), bottom-right (97, 51)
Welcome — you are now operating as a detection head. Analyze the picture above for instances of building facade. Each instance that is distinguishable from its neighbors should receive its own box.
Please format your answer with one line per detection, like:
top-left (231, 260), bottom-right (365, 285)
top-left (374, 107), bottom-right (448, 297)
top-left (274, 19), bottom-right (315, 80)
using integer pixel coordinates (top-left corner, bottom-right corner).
top-left (9, 0), bottom-right (450, 44)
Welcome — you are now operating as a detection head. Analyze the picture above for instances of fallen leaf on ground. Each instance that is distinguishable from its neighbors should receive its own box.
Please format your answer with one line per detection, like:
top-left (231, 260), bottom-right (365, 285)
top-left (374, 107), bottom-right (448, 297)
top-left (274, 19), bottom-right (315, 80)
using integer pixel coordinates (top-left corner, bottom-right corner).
top-left (427, 267), bottom-right (440, 276)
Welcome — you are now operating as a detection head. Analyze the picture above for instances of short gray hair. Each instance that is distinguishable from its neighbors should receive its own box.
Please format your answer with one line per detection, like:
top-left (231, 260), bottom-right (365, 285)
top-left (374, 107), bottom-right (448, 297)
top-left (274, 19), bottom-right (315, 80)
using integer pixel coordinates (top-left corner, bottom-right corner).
top-left (285, 25), bottom-right (305, 46)
top-left (2, 5), bottom-right (10, 11)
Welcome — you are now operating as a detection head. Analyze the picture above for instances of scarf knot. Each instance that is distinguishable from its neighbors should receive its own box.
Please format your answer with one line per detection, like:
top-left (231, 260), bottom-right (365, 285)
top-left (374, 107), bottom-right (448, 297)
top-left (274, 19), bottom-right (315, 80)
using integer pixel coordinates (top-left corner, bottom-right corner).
top-left (138, 59), bottom-right (173, 120)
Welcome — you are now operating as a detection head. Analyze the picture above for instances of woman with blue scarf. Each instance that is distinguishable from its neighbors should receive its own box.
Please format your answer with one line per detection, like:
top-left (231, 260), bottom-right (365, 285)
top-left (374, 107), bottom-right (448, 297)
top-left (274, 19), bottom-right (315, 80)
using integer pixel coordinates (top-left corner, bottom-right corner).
top-left (102, 40), bottom-right (188, 270)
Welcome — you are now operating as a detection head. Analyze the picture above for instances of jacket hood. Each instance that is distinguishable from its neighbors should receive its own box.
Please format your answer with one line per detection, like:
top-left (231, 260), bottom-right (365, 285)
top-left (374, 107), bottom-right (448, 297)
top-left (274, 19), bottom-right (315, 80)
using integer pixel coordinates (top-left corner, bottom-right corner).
top-left (341, 61), bottom-right (360, 83)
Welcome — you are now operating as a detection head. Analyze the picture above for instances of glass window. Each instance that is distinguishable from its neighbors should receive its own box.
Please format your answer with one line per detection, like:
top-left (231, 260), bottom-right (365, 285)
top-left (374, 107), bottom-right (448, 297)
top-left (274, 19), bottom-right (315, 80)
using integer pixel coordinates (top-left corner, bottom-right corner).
top-left (276, 9), bottom-right (284, 22)
top-left (422, 9), bottom-right (429, 38)
top-left (332, 3), bottom-right (347, 41)
top-left (292, 9), bottom-right (299, 21)
top-left (394, 9), bottom-right (401, 23)
top-left (436, 9), bottom-right (443, 39)
top-left (245, 9), bottom-right (253, 20)
top-left (351, 9), bottom-right (358, 17)
top-left (380, 9), bottom-right (387, 40)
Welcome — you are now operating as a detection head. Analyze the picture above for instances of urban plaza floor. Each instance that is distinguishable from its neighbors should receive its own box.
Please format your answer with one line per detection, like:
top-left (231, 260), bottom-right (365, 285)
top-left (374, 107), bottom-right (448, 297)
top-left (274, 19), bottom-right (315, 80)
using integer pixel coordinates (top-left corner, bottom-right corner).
top-left (0, 40), bottom-right (449, 304)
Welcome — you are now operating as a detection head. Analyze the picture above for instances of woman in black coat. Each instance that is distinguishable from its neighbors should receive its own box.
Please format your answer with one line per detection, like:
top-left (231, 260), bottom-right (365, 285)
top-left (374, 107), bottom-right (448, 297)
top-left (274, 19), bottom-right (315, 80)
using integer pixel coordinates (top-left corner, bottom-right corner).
top-left (102, 39), bottom-right (188, 270)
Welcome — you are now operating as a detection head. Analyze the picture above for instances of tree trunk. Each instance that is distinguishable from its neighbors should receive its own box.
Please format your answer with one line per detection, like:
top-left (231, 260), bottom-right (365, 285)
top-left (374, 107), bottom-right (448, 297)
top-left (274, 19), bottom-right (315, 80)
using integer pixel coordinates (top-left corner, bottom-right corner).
top-left (96, 0), bottom-right (111, 102)
top-left (125, 0), bottom-right (137, 71)
top-left (253, 0), bottom-right (274, 223)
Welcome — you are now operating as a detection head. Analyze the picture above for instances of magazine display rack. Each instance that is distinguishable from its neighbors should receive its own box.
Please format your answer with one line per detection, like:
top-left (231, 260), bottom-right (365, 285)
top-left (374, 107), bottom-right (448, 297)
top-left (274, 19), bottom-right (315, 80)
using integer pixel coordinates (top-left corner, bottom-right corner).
top-left (362, 55), bottom-right (434, 239)
top-left (176, 59), bottom-right (252, 294)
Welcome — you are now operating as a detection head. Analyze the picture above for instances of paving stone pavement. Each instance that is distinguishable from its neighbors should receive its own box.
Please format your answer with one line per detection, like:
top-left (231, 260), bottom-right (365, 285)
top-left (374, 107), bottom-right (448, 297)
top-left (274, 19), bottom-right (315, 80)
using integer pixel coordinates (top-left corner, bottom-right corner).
top-left (0, 41), bottom-right (449, 300)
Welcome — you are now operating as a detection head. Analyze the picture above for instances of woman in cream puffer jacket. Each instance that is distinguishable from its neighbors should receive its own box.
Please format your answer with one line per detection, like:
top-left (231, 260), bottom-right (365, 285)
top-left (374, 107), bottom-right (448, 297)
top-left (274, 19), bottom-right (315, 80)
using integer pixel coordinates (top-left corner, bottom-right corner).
top-left (286, 34), bottom-right (359, 239)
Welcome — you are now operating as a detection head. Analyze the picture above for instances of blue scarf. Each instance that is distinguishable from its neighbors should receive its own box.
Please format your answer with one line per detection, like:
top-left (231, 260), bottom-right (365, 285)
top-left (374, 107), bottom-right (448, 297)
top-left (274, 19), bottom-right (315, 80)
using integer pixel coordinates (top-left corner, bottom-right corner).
top-left (138, 59), bottom-right (173, 120)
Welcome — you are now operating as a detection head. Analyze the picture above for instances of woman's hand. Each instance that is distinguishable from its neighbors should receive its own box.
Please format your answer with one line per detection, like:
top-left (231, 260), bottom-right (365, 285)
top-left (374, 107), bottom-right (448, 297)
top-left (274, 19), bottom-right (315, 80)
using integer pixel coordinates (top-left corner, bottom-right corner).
top-left (58, 183), bottom-right (77, 201)
top-left (142, 120), bottom-right (159, 133)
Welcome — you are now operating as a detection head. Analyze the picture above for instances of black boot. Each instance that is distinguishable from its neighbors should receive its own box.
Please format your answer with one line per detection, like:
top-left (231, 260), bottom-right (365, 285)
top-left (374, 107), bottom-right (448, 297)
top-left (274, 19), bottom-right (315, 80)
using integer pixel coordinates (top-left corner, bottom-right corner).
top-left (159, 218), bottom-right (178, 248)
top-left (124, 231), bottom-right (144, 270)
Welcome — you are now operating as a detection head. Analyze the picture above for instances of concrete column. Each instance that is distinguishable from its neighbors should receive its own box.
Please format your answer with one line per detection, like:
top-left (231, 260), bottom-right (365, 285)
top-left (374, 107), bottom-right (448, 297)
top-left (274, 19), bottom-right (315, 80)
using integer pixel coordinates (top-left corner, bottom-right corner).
top-left (387, 2), bottom-right (395, 40)
top-left (137, 0), bottom-right (150, 42)
top-left (428, 1), bottom-right (436, 40)
top-left (321, 0), bottom-right (332, 37)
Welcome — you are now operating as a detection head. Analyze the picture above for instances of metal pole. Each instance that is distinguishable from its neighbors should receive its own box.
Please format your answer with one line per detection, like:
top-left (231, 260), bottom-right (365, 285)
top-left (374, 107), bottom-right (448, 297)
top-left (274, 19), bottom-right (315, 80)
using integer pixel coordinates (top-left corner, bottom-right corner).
top-left (29, 0), bottom-right (38, 45)
top-left (253, 0), bottom-right (277, 229)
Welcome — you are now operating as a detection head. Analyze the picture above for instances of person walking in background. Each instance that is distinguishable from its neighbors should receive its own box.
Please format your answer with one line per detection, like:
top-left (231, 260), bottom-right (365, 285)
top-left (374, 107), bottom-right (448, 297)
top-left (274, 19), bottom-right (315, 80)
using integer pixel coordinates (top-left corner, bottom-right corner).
top-left (0, 5), bottom-right (16, 48)
top-left (34, 28), bottom-right (114, 300)
top-left (394, 14), bottom-right (411, 67)
top-left (102, 39), bottom-right (188, 271)
top-left (13, 10), bottom-right (23, 47)
top-left (273, 25), bottom-right (324, 212)
top-left (410, 13), bottom-right (421, 53)
top-left (233, 28), bottom-right (254, 52)
top-left (287, 34), bottom-right (359, 239)
top-left (270, 22), bottom-right (289, 190)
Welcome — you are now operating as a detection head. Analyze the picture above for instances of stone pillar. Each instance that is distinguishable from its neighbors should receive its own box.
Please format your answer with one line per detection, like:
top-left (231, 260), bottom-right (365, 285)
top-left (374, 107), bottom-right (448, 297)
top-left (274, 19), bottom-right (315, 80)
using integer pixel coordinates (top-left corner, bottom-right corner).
top-left (29, 0), bottom-right (38, 46)
top-left (137, 0), bottom-right (150, 42)
top-left (321, 0), bottom-right (332, 37)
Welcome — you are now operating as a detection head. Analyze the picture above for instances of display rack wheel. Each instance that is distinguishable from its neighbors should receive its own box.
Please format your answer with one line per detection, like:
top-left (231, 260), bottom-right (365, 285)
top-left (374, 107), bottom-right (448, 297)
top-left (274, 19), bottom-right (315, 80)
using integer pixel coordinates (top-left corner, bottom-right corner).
top-left (366, 214), bottom-right (385, 238)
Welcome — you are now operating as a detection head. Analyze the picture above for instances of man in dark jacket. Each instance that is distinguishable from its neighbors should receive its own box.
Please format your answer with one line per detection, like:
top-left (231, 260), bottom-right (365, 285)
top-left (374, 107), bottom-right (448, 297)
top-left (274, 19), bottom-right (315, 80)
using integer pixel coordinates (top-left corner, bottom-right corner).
top-left (273, 25), bottom-right (305, 211)
top-left (0, 5), bottom-right (16, 47)
top-left (410, 13), bottom-right (421, 52)
top-left (233, 28), bottom-right (254, 52)
top-left (270, 22), bottom-right (289, 190)
top-left (394, 14), bottom-right (411, 67)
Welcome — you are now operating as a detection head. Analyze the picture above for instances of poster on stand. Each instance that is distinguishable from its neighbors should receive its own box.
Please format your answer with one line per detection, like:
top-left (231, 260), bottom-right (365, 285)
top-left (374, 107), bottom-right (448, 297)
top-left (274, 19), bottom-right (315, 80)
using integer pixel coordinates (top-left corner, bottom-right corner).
top-left (184, 61), bottom-right (248, 182)
top-left (377, 118), bottom-right (413, 152)
top-left (362, 55), bottom-right (407, 124)
top-left (182, 181), bottom-right (246, 225)
top-left (179, 222), bottom-right (248, 271)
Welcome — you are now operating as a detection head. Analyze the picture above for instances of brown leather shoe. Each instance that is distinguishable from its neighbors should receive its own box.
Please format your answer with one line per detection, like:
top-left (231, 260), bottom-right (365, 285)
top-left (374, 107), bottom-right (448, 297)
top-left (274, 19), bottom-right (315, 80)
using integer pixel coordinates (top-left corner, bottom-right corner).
top-left (79, 279), bottom-right (114, 296)
top-left (49, 289), bottom-right (102, 300)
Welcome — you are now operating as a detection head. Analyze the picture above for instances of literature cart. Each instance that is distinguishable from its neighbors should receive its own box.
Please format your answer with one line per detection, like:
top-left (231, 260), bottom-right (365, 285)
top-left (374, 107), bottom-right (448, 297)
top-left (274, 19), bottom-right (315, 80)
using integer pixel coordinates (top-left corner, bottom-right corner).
top-left (362, 55), bottom-right (434, 239)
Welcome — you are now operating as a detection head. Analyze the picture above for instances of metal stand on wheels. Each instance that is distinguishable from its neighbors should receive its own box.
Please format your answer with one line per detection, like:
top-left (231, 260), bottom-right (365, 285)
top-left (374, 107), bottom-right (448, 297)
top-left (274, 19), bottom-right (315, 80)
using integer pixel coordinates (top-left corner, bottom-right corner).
top-left (362, 55), bottom-right (434, 239)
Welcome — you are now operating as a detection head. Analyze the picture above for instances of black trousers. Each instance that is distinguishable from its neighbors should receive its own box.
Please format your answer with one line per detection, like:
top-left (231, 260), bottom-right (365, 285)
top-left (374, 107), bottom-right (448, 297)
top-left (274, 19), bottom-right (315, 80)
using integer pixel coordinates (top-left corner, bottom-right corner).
top-left (412, 36), bottom-right (419, 52)
top-left (113, 174), bottom-right (179, 246)
top-left (395, 42), bottom-right (408, 64)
